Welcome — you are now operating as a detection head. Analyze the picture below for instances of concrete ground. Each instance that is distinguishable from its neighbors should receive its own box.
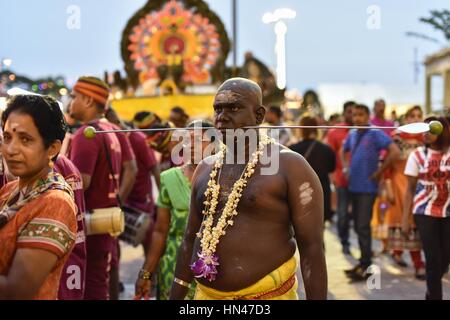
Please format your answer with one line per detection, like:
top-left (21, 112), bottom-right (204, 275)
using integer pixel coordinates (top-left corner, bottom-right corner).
top-left (118, 222), bottom-right (450, 300)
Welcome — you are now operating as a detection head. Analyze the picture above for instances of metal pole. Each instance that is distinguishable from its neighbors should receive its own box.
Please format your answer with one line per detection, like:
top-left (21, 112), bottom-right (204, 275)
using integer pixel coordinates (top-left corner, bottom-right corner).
top-left (88, 124), bottom-right (423, 135)
top-left (85, 121), bottom-right (442, 138)
top-left (232, 0), bottom-right (238, 75)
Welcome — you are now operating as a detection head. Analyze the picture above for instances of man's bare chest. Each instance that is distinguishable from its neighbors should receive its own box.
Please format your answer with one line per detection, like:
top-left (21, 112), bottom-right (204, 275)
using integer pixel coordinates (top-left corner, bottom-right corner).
top-left (196, 164), bottom-right (285, 210)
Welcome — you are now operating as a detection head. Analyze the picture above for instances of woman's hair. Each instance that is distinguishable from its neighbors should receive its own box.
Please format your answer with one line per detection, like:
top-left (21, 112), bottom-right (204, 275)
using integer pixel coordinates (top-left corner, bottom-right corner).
top-left (2, 95), bottom-right (67, 157)
top-left (405, 105), bottom-right (423, 119)
top-left (187, 120), bottom-right (215, 142)
top-left (424, 116), bottom-right (450, 151)
top-left (187, 120), bottom-right (213, 129)
top-left (301, 90), bottom-right (321, 108)
top-left (299, 116), bottom-right (318, 139)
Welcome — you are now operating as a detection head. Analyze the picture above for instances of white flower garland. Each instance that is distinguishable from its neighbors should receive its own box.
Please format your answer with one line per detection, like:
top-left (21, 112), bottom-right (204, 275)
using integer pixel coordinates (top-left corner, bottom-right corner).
top-left (196, 135), bottom-right (274, 258)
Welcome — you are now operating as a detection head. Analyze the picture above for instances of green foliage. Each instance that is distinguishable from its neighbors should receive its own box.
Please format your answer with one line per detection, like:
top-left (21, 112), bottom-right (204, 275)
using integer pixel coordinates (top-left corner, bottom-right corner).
top-left (420, 9), bottom-right (450, 41)
top-left (0, 71), bottom-right (68, 98)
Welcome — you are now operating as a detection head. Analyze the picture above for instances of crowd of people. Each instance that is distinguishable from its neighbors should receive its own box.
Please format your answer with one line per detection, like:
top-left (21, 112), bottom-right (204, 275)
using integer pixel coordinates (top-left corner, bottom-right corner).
top-left (0, 76), bottom-right (449, 300)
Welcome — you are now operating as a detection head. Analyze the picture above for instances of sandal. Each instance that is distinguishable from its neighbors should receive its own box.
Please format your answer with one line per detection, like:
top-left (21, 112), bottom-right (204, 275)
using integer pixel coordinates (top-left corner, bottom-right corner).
top-left (391, 253), bottom-right (408, 268)
top-left (415, 267), bottom-right (426, 281)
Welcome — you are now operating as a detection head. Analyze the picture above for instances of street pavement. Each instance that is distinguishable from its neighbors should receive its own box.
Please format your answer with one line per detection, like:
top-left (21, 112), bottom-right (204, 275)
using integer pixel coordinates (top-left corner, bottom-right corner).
top-left (118, 222), bottom-right (450, 300)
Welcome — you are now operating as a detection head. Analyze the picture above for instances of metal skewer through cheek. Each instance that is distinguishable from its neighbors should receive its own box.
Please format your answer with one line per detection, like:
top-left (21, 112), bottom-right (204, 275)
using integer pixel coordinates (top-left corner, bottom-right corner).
top-left (83, 122), bottom-right (441, 139)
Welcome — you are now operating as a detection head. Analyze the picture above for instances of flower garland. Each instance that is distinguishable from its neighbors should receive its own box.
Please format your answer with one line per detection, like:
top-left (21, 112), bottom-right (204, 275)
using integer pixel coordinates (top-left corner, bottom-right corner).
top-left (190, 135), bottom-right (274, 281)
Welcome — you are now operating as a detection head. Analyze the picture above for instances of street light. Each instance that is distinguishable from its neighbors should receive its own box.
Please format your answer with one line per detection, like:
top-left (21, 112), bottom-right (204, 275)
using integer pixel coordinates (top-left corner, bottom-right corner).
top-left (263, 8), bottom-right (296, 90)
top-left (1, 58), bottom-right (13, 70)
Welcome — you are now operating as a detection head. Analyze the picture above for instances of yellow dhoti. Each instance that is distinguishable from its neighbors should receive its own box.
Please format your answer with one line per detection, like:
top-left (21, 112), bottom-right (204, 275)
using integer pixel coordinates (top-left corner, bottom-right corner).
top-left (194, 256), bottom-right (299, 300)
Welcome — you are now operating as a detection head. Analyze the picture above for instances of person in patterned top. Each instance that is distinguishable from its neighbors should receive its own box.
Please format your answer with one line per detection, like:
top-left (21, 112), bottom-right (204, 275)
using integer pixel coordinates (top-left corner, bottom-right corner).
top-left (0, 95), bottom-right (77, 299)
top-left (403, 116), bottom-right (450, 300)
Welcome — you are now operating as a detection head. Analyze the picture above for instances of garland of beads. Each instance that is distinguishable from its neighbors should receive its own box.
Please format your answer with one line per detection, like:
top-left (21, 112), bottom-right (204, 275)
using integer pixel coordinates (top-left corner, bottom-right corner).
top-left (196, 135), bottom-right (274, 258)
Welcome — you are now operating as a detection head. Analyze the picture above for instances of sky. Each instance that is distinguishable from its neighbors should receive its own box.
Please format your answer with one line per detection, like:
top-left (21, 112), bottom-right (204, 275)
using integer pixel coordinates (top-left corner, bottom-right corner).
top-left (0, 0), bottom-right (448, 107)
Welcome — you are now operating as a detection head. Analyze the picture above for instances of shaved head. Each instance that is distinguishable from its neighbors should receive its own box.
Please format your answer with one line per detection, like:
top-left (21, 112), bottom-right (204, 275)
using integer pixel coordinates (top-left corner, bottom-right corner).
top-left (217, 77), bottom-right (263, 107)
top-left (213, 77), bottom-right (266, 130)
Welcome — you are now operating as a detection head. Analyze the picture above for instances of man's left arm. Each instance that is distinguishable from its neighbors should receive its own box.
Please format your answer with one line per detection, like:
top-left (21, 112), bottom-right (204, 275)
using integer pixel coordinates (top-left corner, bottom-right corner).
top-left (379, 142), bottom-right (400, 172)
top-left (284, 152), bottom-right (327, 300)
top-left (120, 159), bottom-right (137, 202)
top-left (116, 132), bottom-right (137, 202)
top-left (371, 133), bottom-right (400, 181)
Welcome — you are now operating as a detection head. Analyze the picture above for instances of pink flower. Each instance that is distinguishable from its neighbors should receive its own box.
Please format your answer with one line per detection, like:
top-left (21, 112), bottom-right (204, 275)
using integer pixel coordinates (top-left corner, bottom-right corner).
top-left (190, 251), bottom-right (219, 282)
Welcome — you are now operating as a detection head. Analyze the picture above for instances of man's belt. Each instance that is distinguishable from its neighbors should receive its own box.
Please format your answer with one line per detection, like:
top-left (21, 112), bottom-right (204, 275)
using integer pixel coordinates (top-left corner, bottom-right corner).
top-left (240, 274), bottom-right (296, 300)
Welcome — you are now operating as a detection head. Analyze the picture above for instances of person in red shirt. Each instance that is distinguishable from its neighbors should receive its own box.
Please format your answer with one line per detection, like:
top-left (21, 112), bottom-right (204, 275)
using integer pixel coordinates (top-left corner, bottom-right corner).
top-left (326, 101), bottom-right (355, 255)
top-left (68, 76), bottom-right (123, 300)
top-left (55, 154), bottom-right (87, 300)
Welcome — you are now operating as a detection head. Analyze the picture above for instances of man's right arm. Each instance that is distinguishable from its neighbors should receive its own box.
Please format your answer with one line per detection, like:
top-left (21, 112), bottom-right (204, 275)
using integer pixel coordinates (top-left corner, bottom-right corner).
top-left (284, 153), bottom-right (327, 299)
top-left (169, 161), bottom-right (207, 299)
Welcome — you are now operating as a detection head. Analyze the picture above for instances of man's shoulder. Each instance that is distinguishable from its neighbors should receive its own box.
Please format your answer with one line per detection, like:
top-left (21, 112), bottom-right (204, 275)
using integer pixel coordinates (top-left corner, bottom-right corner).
top-left (72, 124), bottom-right (87, 138)
top-left (279, 147), bottom-right (309, 167)
top-left (328, 123), bottom-right (348, 134)
top-left (197, 154), bottom-right (219, 171)
top-left (369, 128), bottom-right (392, 140)
top-left (129, 130), bottom-right (146, 142)
top-left (55, 155), bottom-right (81, 177)
top-left (71, 124), bottom-right (101, 147)
top-left (316, 140), bottom-right (334, 152)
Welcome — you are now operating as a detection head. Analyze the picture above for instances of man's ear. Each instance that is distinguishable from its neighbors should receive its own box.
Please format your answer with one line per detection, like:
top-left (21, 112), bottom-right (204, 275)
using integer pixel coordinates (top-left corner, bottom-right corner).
top-left (83, 95), bottom-right (95, 109)
top-left (255, 105), bottom-right (266, 125)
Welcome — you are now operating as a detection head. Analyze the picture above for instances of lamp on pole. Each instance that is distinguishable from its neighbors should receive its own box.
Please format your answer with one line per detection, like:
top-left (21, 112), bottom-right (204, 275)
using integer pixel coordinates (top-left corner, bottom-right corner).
top-left (1, 58), bottom-right (12, 71)
top-left (232, 0), bottom-right (238, 74)
top-left (263, 8), bottom-right (296, 90)
top-left (0, 58), bottom-right (13, 95)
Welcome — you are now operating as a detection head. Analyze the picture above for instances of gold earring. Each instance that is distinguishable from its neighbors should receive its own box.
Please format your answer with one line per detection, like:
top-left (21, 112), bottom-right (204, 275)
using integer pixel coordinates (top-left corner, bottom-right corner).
top-left (48, 158), bottom-right (54, 169)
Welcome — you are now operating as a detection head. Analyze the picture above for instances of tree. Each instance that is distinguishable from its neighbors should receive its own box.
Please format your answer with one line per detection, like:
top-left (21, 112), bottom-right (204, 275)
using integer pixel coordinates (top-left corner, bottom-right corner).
top-left (406, 9), bottom-right (450, 45)
top-left (419, 9), bottom-right (450, 42)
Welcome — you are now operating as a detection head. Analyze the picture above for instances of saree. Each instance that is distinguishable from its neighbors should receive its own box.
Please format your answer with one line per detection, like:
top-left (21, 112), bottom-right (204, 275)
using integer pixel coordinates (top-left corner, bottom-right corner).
top-left (0, 172), bottom-right (77, 299)
top-left (156, 167), bottom-right (196, 300)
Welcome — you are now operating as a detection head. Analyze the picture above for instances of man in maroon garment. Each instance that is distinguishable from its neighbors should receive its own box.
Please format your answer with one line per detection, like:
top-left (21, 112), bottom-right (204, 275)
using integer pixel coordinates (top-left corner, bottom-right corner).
top-left (107, 121), bottom-right (136, 301)
top-left (55, 155), bottom-right (87, 300)
top-left (68, 76), bottom-right (123, 300)
top-left (105, 108), bottom-right (160, 253)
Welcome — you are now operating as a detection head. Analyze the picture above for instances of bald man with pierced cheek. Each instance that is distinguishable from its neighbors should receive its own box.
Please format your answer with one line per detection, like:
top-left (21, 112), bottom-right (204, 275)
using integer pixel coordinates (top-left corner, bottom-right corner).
top-left (170, 78), bottom-right (327, 300)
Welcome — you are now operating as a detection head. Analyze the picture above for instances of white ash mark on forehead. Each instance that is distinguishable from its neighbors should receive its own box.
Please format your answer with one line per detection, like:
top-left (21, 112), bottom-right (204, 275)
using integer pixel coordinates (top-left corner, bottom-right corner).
top-left (215, 90), bottom-right (243, 104)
